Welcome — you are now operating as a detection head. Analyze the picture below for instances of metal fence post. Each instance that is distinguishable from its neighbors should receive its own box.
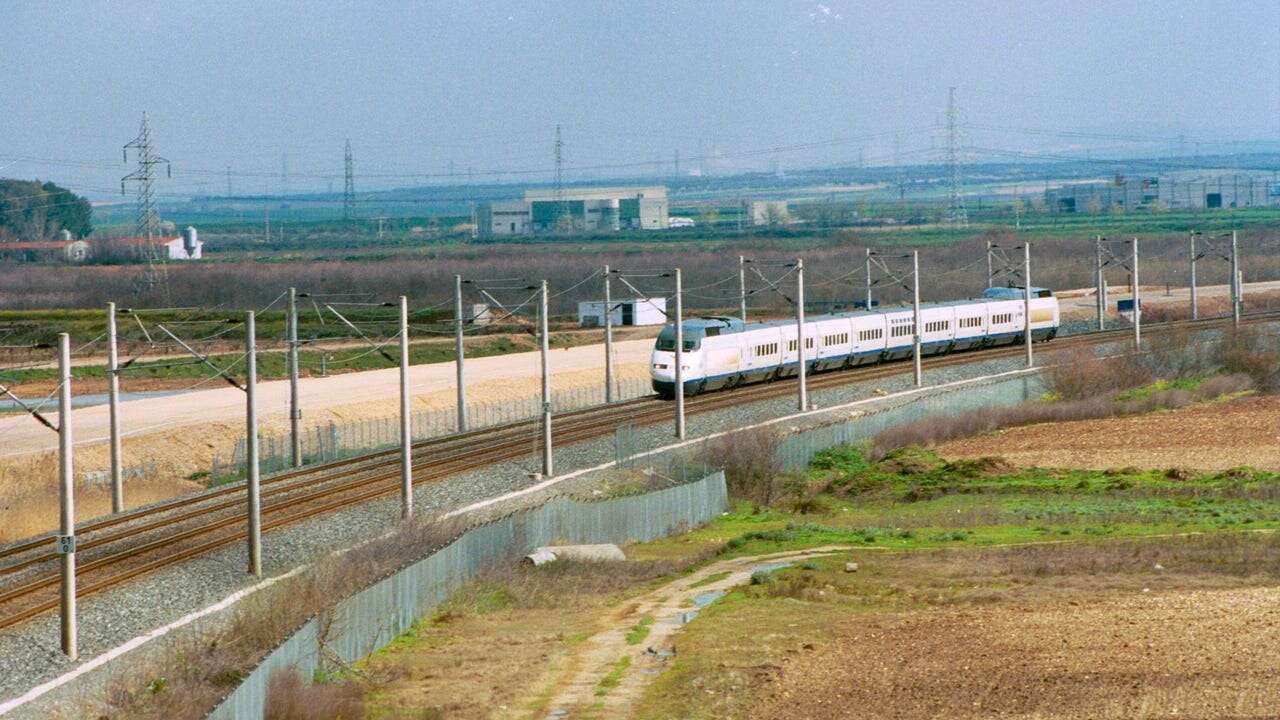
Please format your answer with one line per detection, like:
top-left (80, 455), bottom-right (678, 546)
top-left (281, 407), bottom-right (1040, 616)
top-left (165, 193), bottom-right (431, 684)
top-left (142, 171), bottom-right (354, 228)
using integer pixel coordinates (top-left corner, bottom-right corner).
top-left (57, 333), bottom-right (77, 659)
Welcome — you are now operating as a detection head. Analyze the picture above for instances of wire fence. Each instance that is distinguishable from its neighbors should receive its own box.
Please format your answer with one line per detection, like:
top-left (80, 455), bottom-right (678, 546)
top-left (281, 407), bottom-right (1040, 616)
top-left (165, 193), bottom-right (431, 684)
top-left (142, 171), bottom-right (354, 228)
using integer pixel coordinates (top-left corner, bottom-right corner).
top-left (212, 377), bottom-right (652, 481)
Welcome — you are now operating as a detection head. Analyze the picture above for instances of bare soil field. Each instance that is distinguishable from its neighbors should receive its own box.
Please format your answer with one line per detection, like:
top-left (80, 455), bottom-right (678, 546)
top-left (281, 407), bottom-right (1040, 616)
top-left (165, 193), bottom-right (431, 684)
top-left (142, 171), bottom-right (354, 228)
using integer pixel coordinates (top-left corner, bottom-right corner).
top-left (938, 394), bottom-right (1280, 471)
top-left (738, 547), bottom-right (1280, 720)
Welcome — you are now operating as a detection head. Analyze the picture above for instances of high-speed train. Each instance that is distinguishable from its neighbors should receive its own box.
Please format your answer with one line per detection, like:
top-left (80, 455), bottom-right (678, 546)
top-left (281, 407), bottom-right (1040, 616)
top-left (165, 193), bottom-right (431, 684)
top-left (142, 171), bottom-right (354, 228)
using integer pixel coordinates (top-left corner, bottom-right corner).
top-left (650, 287), bottom-right (1059, 397)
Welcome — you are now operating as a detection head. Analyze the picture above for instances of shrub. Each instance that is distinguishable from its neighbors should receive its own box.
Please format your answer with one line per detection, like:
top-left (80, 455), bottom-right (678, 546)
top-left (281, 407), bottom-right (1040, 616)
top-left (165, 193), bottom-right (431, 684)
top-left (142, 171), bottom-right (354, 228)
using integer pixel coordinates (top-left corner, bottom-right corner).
top-left (1044, 346), bottom-right (1153, 401)
top-left (704, 426), bottom-right (783, 505)
top-left (264, 670), bottom-right (363, 720)
top-left (1216, 325), bottom-right (1280, 391)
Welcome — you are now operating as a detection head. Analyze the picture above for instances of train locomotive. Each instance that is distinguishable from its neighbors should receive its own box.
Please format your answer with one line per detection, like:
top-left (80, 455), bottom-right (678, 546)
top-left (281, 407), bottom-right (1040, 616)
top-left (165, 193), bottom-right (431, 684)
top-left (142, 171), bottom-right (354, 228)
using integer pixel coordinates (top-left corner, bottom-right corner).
top-left (650, 287), bottom-right (1060, 398)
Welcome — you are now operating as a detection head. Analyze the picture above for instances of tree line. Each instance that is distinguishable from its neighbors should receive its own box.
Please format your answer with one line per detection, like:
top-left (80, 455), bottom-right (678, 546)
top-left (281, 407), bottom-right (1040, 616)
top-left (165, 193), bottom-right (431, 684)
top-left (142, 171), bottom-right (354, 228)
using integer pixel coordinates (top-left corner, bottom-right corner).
top-left (0, 178), bottom-right (93, 241)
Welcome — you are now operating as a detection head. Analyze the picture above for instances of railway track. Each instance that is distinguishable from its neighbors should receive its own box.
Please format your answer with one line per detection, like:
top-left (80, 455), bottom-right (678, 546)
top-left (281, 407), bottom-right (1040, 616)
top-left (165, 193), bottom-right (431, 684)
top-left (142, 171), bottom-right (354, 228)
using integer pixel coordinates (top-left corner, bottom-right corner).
top-left (0, 311), bottom-right (1270, 630)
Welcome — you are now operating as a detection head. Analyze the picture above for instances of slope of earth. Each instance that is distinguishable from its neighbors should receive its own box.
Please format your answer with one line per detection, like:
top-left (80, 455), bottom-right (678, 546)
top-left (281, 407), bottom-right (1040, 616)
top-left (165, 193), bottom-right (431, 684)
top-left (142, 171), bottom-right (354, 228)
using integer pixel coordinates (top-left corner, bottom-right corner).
top-left (938, 394), bottom-right (1280, 472)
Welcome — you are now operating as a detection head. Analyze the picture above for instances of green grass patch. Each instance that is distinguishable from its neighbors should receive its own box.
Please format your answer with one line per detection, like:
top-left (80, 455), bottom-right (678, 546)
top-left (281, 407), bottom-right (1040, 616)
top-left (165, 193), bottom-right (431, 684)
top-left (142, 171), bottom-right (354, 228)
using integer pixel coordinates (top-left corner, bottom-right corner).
top-left (688, 571), bottom-right (730, 589)
top-left (595, 655), bottom-right (631, 696)
top-left (624, 616), bottom-right (655, 646)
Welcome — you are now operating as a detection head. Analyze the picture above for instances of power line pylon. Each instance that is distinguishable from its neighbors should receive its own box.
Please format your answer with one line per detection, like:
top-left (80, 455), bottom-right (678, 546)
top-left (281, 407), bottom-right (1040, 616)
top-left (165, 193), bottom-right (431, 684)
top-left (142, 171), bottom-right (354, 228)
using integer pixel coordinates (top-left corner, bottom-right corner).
top-left (343, 139), bottom-right (355, 221)
top-left (944, 87), bottom-right (968, 229)
top-left (122, 112), bottom-right (171, 296)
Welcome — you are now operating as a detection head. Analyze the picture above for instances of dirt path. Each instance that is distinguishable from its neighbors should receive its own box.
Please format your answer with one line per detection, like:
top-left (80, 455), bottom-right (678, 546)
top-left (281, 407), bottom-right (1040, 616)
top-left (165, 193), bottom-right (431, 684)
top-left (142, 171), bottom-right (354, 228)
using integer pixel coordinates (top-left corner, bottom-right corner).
top-left (528, 547), bottom-right (853, 719)
top-left (939, 395), bottom-right (1280, 471)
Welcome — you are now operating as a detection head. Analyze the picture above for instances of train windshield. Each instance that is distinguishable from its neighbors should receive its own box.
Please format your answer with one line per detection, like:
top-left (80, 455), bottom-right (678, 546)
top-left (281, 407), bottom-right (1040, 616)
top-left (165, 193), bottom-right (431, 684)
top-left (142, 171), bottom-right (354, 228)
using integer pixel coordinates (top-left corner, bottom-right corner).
top-left (655, 325), bottom-right (701, 352)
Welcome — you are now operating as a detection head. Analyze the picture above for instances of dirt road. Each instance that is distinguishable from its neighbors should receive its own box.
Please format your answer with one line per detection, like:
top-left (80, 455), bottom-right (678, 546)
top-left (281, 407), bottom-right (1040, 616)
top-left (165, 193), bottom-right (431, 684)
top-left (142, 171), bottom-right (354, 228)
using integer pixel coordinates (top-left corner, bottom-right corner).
top-left (0, 337), bottom-right (655, 460)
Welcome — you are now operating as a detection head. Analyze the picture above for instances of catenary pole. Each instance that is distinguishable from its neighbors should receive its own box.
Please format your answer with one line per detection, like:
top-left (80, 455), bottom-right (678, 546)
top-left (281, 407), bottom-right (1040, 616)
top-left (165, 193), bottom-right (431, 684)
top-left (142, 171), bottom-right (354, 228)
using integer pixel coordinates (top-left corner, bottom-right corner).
top-left (1189, 232), bottom-right (1198, 320)
top-left (1131, 239), bottom-right (1141, 348)
top-left (1231, 230), bottom-right (1241, 326)
top-left (795, 258), bottom-right (807, 410)
top-left (288, 287), bottom-right (301, 468)
top-left (674, 268), bottom-right (685, 440)
top-left (539, 280), bottom-right (553, 475)
top-left (245, 312), bottom-right (261, 577)
top-left (603, 265), bottom-right (615, 403)
top-left (986, 239), bottom-right (994, 288)
top-left (57, 333), bottom-right (77, 659)
top-left (1095, 235), bottom-right (1105, 330)
top-left (912, 251), bottom-right (922, 387)
top-left (454, 275), bottom-right (467, 431)
top-left (1023, 243), bottom-right (1033, 367)
top-left (738, 255), bottom-right (748, 322)
top-left (399, 295), bottom-right (413, 518)
top-left (865, 247), bottom-right (873, 310)
top-left (106, 302), bottom-right (123, 513)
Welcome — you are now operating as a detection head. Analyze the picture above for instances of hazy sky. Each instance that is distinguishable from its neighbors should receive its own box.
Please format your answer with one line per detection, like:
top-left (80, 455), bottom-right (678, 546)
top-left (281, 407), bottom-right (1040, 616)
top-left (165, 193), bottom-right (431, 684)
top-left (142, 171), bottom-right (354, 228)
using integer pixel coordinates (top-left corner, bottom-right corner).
top-left (3, 1), bottom-right (1278, 196)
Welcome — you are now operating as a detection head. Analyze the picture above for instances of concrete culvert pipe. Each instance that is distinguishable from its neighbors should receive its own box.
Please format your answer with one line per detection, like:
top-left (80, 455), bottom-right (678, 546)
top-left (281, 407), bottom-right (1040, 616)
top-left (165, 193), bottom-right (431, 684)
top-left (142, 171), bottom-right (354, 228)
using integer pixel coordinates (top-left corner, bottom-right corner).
top-left (523, 544), bottom-right (626, 566)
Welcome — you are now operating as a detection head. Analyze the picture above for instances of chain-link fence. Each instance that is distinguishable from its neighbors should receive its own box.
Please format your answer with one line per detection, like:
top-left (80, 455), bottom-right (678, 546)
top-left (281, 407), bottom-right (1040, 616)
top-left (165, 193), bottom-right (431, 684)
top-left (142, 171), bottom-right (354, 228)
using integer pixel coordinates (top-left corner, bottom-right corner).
top-left (211, 377), bottom-right (652, 482)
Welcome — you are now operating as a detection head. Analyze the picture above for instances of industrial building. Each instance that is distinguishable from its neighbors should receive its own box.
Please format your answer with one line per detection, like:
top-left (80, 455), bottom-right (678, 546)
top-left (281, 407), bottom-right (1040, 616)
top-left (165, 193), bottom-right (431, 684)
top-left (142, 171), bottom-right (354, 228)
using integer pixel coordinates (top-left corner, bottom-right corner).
top-left (475, 187), bottom-right (669, 237)
top-left (577, 297), bottom-right (667, 327)
top-left (1045, 174), bottom-right (1279, 213)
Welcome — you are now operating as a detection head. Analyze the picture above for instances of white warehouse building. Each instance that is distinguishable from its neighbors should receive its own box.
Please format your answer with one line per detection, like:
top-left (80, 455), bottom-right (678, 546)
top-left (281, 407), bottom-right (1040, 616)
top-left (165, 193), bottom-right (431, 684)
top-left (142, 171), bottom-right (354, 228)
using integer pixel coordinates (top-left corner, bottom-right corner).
top-left (476, 186), bottom-right (669, 237)
top-left (578, 297), bottom-right (668, 327)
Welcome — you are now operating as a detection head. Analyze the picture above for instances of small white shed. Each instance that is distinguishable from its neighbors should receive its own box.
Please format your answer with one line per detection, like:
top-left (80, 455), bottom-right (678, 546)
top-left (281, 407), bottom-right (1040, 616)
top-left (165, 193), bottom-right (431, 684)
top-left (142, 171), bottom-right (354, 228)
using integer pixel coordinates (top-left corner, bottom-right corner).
top-left (578, 297), bottom-right (668, 327)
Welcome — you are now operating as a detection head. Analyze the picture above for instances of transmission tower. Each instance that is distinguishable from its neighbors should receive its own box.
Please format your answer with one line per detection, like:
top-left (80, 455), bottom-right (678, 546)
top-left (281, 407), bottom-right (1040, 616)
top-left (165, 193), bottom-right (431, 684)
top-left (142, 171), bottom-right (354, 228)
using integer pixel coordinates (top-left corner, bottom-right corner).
top-left (122, 112), bottom-right (171, 296)
top-left (944, 87), bottom-right (968, 228)
top-left (225, 166), bottom-right (233, 196)
top-left (280, 152), bottom-right (289, 196)
top-left (343, 139), bottom-right (355, 221)
top-left (553, 124), bottom-right (567, 229)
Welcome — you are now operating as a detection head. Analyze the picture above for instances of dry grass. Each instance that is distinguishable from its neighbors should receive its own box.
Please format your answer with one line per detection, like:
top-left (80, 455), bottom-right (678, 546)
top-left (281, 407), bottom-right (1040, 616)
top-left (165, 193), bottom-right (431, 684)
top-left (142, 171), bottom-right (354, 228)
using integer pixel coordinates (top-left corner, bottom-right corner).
top-left (0, 450), bottom-right (197, 543)
top-left (94, 515), bottom-right (466, 720)
top-left (1043, 346), bottom-right (1155, 401)
top-left (704, 427), bottom-right (783, 505)
top-left (869, 373), bottom-right (1253, 459)
top-left (263, 670), bottom-right (363, 720)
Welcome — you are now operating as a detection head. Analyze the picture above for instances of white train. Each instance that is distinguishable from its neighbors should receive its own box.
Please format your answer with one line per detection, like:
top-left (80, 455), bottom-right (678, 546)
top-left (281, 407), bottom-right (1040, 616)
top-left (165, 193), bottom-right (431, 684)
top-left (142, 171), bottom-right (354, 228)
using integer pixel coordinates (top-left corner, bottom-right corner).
top-left (650, 287), bottom-right (1060, 397)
